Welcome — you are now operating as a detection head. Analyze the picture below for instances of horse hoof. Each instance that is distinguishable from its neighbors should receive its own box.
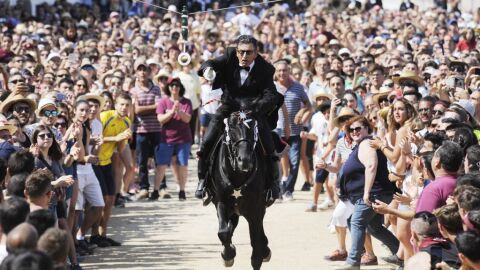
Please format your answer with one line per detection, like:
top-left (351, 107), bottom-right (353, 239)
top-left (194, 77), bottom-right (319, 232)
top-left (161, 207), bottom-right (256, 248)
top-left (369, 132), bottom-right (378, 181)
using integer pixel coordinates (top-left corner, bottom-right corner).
top-left (263, 250), bottom-right (272, 262)
top-left (223, 258), bottom-right (234, 267)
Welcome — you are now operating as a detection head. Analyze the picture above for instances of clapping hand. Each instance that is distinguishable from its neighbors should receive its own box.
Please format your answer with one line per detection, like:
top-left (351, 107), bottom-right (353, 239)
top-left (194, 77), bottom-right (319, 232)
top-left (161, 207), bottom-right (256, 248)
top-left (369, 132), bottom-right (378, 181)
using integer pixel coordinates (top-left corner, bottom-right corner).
top-left (53, 175), bottom-right (75, 188)
top-left (369, 137), bottom-right (383, 150)
top-left (29, 144), bottom-right (40, 157)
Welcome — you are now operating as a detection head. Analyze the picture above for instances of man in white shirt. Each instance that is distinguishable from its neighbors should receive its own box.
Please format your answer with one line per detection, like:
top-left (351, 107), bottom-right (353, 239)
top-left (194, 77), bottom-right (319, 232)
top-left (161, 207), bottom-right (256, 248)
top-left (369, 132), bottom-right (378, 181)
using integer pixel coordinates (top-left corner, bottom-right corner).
top-left (230, 5), bottom-right (260, 36)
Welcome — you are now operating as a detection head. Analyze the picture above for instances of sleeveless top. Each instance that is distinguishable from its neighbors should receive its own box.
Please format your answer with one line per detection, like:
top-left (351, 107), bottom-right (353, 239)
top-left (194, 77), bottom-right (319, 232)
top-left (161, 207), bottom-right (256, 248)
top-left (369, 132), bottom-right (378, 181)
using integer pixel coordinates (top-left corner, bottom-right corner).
top-left (341, 135), bottom-right (395, 201)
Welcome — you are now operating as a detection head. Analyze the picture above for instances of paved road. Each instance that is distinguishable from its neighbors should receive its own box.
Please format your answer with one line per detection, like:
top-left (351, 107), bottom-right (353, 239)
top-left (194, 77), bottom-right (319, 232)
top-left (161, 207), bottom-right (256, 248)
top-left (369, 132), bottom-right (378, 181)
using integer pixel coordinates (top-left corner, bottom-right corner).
top-left (82, 159), bottom-right (395, 270)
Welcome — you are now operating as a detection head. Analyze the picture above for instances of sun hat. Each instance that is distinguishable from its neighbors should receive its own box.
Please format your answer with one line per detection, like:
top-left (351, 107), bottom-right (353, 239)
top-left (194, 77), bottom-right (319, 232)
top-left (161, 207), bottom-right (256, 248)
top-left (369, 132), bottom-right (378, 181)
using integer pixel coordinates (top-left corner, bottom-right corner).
top-left (77, 94), bottom-right (106, 110)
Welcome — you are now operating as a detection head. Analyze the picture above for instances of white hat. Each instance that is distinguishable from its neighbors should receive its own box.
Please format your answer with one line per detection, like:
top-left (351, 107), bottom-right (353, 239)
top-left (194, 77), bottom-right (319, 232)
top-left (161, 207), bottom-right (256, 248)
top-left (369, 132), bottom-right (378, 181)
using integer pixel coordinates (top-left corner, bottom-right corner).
top-left (146, 58), bottom-right (160, 66)
top-left (168, 5), bottom-right (177, 12)
top-left (46, 53), bottom-right (61, 62)
top-left (109, 11), bottom-right (120, 18)
top-left (453, 99), bottom-right (475, 116)
top-left (329, 39), bottom-right (340, 46)
top-left (338, 48), bottom-right (351, 56)
top-left (35, 98), bottom-right (57, 117)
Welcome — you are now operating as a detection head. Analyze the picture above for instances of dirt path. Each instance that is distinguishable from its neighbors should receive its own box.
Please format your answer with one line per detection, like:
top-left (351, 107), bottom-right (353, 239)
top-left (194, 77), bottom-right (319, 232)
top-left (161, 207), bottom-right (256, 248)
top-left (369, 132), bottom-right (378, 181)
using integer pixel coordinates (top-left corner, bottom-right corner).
top-left (82, 160), bottom-right (395, 270)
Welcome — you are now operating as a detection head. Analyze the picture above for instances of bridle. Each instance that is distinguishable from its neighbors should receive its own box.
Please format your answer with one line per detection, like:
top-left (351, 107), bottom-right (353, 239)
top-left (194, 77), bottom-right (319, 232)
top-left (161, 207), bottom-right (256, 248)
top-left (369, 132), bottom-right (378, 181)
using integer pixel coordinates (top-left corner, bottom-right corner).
top-left (223, 111), bottom-right (258, 170)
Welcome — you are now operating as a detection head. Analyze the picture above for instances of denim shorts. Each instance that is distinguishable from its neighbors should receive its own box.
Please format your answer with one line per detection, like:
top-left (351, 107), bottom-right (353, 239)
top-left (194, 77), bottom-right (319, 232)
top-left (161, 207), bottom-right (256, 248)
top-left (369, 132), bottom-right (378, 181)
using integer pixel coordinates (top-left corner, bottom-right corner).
top-left (155, 143), bottom-right (191, 166)
top-left (315, 169), bottom-right (329, 183)
top-left (200, 113), bottom-right (213, 127)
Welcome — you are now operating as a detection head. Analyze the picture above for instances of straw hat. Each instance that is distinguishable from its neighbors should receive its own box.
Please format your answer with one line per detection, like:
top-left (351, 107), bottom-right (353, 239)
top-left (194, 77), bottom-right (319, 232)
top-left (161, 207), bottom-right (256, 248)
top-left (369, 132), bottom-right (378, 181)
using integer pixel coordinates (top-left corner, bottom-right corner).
top-left (0, 94), bottom-right (36, 115)
top-left (0, 123), bottom-right (17, 135)
top-left (313, 89), bottom-right (334, 101)
top-left (372, 87), bottom-right (392, 106)
top-left (153, 69), bottom-right (171, 85)
top-left (77, 94), bottom-right (106, 110)
top-left (392, 71), bottom-right (424, 86)
top-left (333, 107), bottom-right (357, 127)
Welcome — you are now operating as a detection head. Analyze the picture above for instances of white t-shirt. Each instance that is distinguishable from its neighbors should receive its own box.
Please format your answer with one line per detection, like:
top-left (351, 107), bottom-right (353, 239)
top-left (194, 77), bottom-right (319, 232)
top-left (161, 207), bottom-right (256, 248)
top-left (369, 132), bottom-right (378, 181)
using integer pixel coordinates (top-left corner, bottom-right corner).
top-left (230, 13), bottom-right (260, 35)
top-left (200, 84), bottom-right (221, 115)
top-left (309, 112), bottom-right (329, 158)
top-left (76, 119), bottom-right (102, 175)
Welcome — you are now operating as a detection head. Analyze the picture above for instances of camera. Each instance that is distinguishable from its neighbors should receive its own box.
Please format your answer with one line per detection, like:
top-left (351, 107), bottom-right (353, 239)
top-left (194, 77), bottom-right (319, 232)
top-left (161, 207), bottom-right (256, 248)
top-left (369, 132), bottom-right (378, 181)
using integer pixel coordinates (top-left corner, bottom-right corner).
top-left (340, 99), bottom-right (348, 107)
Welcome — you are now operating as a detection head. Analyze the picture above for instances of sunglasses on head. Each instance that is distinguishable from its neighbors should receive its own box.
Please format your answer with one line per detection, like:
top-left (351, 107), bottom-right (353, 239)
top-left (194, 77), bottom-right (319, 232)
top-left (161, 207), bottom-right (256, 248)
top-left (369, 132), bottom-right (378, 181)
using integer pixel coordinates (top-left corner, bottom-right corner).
top-left (43, 110), bottom-right (59, 117)
top-left (433, 109), bottom-right (444, 115)
top-left (450, 65), bottom-right (465, 73)
top-left (38, 133), bottom-right (53, 139)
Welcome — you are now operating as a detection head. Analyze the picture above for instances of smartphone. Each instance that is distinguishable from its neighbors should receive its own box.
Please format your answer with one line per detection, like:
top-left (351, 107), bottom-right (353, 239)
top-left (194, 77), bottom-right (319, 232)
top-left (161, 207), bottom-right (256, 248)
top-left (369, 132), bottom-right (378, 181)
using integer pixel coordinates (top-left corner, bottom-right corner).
top-left (340, 99), bottom-right (348, 107)
top-left (283, 37), bottom-right (290, 44)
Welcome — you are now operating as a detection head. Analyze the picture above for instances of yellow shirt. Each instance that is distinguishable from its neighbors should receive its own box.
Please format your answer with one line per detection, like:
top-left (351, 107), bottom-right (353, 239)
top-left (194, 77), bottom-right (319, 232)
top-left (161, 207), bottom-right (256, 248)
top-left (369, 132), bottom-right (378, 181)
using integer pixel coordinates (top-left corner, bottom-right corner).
top-left (99, 110), bottom-right (131, 166)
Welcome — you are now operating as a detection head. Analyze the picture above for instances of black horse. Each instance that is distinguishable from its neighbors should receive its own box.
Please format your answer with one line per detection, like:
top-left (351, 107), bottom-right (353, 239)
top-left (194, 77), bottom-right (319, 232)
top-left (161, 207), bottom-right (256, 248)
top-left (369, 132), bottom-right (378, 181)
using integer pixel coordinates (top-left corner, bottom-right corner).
top-left (207, 110), bottom-right (271, 270)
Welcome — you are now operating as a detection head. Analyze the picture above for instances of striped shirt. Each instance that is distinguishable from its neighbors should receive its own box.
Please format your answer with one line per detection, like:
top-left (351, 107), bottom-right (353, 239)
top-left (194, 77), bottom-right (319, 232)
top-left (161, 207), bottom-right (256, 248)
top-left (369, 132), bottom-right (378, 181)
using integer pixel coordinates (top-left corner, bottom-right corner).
top-left (130, 82), bottom-right (162, 133)
top-left (276, 81), bottom-right (309, 137)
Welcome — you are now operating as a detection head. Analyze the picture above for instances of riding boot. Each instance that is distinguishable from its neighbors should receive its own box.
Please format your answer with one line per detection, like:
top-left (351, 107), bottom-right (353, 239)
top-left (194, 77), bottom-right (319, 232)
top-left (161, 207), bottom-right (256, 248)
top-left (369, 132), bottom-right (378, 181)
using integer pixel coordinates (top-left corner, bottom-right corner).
top-left (195, 116), bottom-right (224, 199)
top-left (265, 156), bottom-right (280, 207)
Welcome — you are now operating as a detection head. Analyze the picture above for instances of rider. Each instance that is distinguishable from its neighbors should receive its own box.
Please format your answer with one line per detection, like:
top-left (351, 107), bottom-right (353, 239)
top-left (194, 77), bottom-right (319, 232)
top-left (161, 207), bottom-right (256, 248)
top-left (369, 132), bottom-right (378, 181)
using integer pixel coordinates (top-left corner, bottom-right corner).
top-left (195, 35), bottom-right (284, 203)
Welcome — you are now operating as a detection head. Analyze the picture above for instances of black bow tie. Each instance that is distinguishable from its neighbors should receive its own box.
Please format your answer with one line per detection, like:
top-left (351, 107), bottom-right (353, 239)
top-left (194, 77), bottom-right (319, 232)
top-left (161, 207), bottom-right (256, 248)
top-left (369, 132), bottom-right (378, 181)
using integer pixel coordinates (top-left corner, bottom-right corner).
top-left (239, 66), bottom-right (250, 72)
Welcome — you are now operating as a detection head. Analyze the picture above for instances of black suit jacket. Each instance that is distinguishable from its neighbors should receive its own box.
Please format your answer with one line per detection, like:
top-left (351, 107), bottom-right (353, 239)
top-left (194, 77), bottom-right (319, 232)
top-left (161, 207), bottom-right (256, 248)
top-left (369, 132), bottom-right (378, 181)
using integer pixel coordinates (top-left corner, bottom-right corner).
top-left (198, 47), bottom-right (282, 119)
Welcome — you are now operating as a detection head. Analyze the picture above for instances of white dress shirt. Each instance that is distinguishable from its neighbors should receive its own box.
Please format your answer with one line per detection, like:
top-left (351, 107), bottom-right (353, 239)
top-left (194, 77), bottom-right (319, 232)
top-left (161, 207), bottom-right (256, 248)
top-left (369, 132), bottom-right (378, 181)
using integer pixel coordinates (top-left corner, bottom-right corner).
top-left (240, 61), bottom-right (255, 86)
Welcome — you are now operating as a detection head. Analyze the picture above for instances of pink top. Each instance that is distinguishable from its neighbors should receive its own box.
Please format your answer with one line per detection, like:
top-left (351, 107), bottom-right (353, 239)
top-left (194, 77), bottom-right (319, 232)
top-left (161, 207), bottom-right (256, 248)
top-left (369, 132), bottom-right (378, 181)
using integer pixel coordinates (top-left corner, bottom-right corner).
top-left (415, 175), bottom-right (457, 213)
top-left (156, 97), bottom-right (193, 144)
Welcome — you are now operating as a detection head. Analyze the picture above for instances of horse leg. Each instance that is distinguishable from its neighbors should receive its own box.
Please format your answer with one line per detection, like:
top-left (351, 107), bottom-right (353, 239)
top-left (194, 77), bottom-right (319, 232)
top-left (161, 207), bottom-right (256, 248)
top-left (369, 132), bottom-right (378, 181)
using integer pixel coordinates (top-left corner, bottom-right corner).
top-left (228, 213), bottom-right (239, 236)
top-left (216, 203), bottom-right (236, 267)
top-left (246, 212), bottom-right (266, 270)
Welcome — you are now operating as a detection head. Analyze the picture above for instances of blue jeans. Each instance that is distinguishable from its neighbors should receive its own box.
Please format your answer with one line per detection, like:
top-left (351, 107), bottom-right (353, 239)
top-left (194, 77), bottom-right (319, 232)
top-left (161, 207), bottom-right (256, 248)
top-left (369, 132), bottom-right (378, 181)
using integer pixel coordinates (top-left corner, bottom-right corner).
top-left (347, 194), bottom-right (399, 266)
top-left (136, 132), bottom-right (160, 190)
top-left (281, 135), bottom-right (301, 194)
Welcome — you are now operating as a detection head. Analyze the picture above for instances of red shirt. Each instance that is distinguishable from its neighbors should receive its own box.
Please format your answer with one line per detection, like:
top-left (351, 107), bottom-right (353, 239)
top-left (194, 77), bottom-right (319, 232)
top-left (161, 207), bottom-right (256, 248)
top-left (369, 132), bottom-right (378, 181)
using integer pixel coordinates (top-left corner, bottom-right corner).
top-left (156, 97), bottom-right (193, 144)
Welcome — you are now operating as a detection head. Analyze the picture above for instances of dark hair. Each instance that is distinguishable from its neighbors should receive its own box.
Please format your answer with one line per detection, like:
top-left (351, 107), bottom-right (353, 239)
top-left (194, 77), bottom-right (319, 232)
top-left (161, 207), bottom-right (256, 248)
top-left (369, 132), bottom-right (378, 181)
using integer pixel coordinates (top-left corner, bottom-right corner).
top-left (115, 93), bottom-right (132, 103)
top-left (74, 76), bottom-right (89, 93)
top-left (0, 159), bottom-right (6, 187)
top-left (0, 197), bottom-right (30, 234)
top-left (37, 228), bottom-right (68, 263)
top-left (236, 35), bottom-right (258, 51)
top-left (57, 78), bottom-right (73, 87)
top-left (368, 64), bottom-right (385, 75)
top-left (420, 95), bottom-right (437, 105)
top-left (7, 149), bottom-right (35, 176)
top-left (412, 211), bottom-right (440, 237)
top-left (25, 170), bottom-right (54, 198)
top-left (31, 125), bottom-right (63, 161)
top-left (75, 99), bottom-right (89, 109)
top-left (454, 185), bottom-right (480, 211)
top-left (433, 204), bottom-right (463, 235)
top-left (451, 126), bottom-right (478, 153)
top-left (424, 132), bottom-right (448, 150)
top-left (26, 210), bottom-right (56, 237)
top-left (467, 210), bottom-right (480, 231)
top-left (10, 250), bottom-right (54, 270)
top-left (434, 141), bottom-right (463, 172)
top-left (455, 230), bottom-right (480, 262)
top-left (456, 172), bottom-right (480, 189)
top-left (7, 172), bottom-right (29, 197)
top-left (466, 145), bottom-right (480, 172)
top-left (344, 90), bottom-right (357, 100)
top-left (101, 91), bottom-right (114, 110)
top-left (328, 74), bottom-right (345, 86)
top-left (163, 79), bottom-right (186, 97)
top-left (419, 151), bottom-right (435, 179)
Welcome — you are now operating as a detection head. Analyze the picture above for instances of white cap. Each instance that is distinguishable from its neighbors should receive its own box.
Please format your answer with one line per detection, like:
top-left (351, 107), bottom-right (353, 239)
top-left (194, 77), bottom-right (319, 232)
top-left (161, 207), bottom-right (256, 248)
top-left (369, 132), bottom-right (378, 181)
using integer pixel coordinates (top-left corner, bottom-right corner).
top-left (168, 5), bottom-right (177, 12)
top-left (454, 99), bottom-right (475, 116)
top-left (47, 52), bottom-right (61, 62)
top-left (329, 39), bottom-right (340, 46)
top-left (146, 58), bottom-right (160, 66)
top-left (338, 48), bottom-right (351, 56)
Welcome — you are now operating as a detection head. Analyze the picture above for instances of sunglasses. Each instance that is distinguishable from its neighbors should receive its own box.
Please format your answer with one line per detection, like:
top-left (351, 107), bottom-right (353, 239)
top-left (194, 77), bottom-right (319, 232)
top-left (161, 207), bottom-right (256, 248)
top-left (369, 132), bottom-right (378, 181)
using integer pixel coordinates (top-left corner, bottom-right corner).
top-left (390, 64), bottom-right (401, 69)
top-left (54, 122), bottom-right (67, 128)
top-left (382, 83), bottom-right (394, 88)
top-left (38, 133), bottom-right (53, 140)
top-left (349, 126), bottom-right (364, 133)
top-left (43, 110), bottom-right (59, 117)
top-left (57, 73), bottom-right (69, 78)
top-left (433, 109), bottom-right (444, 115)
top-left (9, 79), bottom-right (25, 84)
top-left (418, 108), bottom-right (430, 113)
top-left (450, 66), bottom-right (465, 73)
top-left (362, 60), bottom-right (373, 64)
top-left (237, 50), bottom-right (254, 56)
top-left (169, 84), bottom-right (180, 88)
top-left (0, 134), bottom-right (12, 140)
top-left (14, 106), bottom-right (31, 114)
top-left (76, 84), bottom-right (86, 88)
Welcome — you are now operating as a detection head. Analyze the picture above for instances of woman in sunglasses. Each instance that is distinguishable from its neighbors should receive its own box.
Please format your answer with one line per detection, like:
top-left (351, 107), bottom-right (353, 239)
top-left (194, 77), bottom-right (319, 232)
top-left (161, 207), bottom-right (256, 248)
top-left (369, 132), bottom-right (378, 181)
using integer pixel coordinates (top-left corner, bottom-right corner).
top-left (336, 116), bottom-right (399, 269)
top-left (24, 98), bottom-right (63, 143)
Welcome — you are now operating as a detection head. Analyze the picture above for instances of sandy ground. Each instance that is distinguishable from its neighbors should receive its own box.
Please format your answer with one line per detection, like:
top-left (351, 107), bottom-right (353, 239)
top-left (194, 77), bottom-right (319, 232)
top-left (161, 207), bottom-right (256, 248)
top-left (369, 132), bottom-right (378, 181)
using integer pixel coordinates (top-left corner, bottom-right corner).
top-left (81, 155), bottom-right (396, 270)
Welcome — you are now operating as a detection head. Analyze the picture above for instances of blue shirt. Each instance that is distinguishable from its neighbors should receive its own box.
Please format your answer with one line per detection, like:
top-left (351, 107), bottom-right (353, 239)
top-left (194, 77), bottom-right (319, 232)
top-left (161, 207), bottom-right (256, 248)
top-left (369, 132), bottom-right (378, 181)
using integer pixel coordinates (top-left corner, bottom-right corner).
top-left (276, 81), bottom-right (309, 137)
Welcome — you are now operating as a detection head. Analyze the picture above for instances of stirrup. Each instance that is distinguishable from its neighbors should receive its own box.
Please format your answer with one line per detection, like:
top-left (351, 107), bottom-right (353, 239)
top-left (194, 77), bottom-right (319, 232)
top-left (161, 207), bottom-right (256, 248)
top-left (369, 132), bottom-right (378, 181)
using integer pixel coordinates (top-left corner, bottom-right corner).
top-left (202, 189), bottom-right (212, 206)
top-left (265, 189), bottom-right (275, 207)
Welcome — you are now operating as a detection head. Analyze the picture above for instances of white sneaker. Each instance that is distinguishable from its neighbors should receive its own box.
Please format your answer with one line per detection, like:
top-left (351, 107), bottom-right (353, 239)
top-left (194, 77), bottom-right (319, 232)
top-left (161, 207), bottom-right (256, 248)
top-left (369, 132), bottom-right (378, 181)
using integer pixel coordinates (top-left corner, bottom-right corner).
top-left (318, 199), bottom-right (334, 210)
top-left (282, 191), bottom-right (294, 202)
top-left (305, 204), bottom-right (317, 212)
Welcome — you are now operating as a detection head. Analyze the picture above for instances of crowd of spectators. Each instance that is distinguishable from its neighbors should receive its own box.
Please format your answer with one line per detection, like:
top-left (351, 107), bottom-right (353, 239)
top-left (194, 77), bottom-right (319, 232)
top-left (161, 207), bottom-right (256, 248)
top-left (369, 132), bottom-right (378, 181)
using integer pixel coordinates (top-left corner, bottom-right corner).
top-left (0, 0), bottom-right (479, 269)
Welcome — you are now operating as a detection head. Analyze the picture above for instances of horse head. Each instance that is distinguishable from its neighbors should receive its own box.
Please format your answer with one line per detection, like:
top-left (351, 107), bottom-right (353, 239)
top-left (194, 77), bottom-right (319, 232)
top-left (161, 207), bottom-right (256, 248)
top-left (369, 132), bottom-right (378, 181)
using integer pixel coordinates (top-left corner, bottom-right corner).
top-left (223, 110), bottom-right (258, 173)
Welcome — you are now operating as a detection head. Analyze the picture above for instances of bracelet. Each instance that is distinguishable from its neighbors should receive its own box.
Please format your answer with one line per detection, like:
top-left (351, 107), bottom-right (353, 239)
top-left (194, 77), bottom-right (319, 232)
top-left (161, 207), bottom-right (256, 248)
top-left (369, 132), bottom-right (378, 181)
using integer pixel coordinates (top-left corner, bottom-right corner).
top-left (391, 171), bottom-right (406, 178)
